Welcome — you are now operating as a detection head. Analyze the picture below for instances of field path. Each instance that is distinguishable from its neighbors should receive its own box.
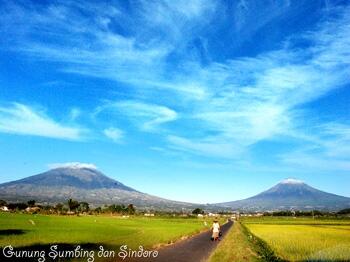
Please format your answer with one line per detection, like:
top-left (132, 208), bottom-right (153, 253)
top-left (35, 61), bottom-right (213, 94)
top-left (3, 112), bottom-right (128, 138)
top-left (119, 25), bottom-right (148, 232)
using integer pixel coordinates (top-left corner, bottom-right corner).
top-left (129, 220), bottom-right (233, 262)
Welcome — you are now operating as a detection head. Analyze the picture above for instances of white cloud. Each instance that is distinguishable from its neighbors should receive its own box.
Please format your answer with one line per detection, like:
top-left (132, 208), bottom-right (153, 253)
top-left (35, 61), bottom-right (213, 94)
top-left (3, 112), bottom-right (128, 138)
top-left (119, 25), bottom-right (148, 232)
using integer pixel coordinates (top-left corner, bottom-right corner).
top-left (280, 122), bottom-right (350, 172)
top-left (281, 153), bottom-right (350, 172)
top-left (0, 103), bottom-right (85, 140)
top-left (48, 162), bottom-right (97, 170)
top-left (149, 146), bottom-right (166, 152)
top-left (103, 127), bottom-right (124, 143)
top-left (167, 135), bottom-right (242, 159)
top-left (2, 1), bottom-right (350, 164)
top-left (0, 1), bottom-right (215, 101)
top-left (69, 108), bottom-right (81, 121)
top-left (165, 7), bottom-right (350, 157)
top-left (104, 101), bottom-right (177, 132)
top-left (233, 0), bottom-right (291, 37)
top-left (162, 0), bottom-right (216, 18)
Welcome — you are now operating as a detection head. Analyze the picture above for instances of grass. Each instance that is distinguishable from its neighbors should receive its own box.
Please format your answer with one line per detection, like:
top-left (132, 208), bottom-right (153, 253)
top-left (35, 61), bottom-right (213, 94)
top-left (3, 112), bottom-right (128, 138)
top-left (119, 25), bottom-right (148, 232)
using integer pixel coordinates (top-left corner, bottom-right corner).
top-left (4, 213), bottom-right (349, 261)
top-left (242, 216), bottom-right (350, 225)
top-left (208, 222), bottom-right (259, 262)
top-left (0, 212), bottom-right (213, 249)
top-left (242, 217), bottom-right (350, 261)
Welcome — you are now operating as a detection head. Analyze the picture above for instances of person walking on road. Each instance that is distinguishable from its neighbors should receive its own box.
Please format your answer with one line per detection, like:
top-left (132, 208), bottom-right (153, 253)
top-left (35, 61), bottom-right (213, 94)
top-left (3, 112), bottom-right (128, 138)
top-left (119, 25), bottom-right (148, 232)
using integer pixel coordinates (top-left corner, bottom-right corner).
top-left (211, 219), bottom-right (220, 241)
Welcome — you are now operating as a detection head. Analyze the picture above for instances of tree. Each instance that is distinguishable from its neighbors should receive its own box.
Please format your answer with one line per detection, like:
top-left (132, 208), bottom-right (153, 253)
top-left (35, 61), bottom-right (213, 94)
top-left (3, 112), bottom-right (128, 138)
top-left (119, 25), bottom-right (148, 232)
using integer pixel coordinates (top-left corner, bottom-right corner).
top-left (8, 203), bottom-right (28, 211)
top-left (127, 204), bottom-right (135, 215)
top-left (67, 199), bottom-right (79, 212)
top-left (0, 200), bottom-right (7, 207)
top-left (338, 208), bottom-right (350, 215)
top-left (192, 208), bottom-right (204, 215)
top-left (27, 200), bottom-right (36, 207)
top-left (79, 202), bottom-right (89, 212)
top-left (108, 204), bottom-right (124, 213)
top-left (55, 203), bottom-right (64, 212)
top-left (108, 204), bottom-right (116, 213)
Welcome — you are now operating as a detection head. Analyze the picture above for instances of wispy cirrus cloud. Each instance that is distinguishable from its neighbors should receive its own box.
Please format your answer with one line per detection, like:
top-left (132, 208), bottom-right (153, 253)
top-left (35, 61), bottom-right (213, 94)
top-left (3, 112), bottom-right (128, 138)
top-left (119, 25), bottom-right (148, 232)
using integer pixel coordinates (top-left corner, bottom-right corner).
top-left (103, 127), bottom-right (124, 143)
top-left (281, 122), bottom-right (350, 172)
top-left (167, 135), bottom-right (243, 159)
top-left (0, 103), bottom-right (85, 140)
top-left (162, 16), bottom-right (350, 162)
top-left (69, 108), bottom-right (81, 121)
top-left (0, 0), bottom-right (216, 100)
top-left (1, 1), bottom-right (350, 169)
top-left (98, 101), bottom-right (177, 132)
top-left (281, 152), bottom-right (350, 172)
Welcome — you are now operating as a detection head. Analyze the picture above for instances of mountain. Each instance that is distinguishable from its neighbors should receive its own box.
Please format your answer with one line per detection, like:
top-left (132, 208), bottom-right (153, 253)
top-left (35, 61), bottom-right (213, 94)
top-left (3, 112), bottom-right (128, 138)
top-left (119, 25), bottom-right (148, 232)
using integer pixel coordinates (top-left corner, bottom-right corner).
top-left (3, 169), bottom-right (348, 212)
top-left (0, 164), bottom-right (195, 210)
top-left (217, 178), bottom-right (350, 211)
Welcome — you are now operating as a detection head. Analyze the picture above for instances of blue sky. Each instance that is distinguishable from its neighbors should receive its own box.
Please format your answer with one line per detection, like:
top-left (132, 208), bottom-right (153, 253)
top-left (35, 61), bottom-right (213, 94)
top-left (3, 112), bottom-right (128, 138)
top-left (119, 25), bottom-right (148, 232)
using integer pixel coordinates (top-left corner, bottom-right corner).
top-left (0, 0), bottom-right (349, 203)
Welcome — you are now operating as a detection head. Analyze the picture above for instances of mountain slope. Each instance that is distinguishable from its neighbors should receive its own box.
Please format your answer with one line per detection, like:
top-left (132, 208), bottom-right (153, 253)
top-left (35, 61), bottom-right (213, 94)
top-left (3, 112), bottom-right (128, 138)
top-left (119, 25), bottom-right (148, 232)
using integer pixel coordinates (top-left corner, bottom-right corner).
top-left (0, 164), bottom-right (194, 210)
top-left (1, 166), bottom-right (136, 191)
top-left (218, 178), bottom-right (350, 211)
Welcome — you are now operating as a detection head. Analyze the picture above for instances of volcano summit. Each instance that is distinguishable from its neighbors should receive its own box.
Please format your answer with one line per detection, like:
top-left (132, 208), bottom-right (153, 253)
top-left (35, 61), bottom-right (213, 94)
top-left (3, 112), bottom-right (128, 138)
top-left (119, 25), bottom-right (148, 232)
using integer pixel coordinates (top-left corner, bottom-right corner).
top-left (0, 163), bottom-right (193, 210)
top-left (218, 178), bottom-right (350, 211)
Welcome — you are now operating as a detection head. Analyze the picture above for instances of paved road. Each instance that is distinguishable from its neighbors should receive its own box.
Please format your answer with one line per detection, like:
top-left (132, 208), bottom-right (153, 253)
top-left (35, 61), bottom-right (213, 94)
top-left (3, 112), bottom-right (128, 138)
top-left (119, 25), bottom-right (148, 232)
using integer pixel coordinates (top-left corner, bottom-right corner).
top-left (128, 220), bottom-right (233, 262)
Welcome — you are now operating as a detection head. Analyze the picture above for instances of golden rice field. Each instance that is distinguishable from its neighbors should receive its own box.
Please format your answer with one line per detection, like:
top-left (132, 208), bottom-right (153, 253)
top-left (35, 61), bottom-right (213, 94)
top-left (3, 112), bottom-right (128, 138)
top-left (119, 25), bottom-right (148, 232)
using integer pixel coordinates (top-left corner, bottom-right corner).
top-left (243, 217), bottom-right (350, 261)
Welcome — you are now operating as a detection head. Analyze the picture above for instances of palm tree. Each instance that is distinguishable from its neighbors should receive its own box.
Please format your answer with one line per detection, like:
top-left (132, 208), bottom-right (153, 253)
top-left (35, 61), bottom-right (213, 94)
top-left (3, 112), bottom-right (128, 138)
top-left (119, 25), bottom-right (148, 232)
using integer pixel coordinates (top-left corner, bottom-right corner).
top-left (67, 198), bottom-right (79, 212)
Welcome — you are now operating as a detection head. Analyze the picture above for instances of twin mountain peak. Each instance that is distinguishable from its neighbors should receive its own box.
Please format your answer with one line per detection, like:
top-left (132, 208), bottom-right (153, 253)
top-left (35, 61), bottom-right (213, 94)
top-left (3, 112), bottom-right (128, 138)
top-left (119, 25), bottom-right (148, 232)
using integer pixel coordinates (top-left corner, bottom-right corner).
top-left (0, 165), bottom-right (349, 211)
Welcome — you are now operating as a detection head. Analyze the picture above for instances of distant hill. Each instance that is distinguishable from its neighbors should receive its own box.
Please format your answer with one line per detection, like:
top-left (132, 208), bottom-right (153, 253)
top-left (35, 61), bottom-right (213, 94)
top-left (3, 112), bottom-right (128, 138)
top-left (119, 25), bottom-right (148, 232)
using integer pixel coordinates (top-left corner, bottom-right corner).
top-left (217, 178), bottom-right (350, 211)
top-left (0, 164), bottom-right (195, 210)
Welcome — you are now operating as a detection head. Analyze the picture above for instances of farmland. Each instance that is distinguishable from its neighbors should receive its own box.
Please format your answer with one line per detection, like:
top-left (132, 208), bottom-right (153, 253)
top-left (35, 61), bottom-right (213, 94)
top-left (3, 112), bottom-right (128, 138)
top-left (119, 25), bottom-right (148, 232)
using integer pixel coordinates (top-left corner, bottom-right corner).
top-left (2, 212), bottom-right (350, 262)
top-left (0, 212), bottom-right (213, 250)
top-left (242, 217), bottom-right (350, 261)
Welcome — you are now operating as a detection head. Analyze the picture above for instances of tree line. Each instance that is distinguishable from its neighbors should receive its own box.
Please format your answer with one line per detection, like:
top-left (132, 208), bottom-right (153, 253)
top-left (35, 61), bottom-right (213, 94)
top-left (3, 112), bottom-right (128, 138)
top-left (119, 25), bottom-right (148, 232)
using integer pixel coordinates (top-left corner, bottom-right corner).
top-left (264, 209), bottom-right (350, 217)
top-left (0, 199), bottom-right (135, 215)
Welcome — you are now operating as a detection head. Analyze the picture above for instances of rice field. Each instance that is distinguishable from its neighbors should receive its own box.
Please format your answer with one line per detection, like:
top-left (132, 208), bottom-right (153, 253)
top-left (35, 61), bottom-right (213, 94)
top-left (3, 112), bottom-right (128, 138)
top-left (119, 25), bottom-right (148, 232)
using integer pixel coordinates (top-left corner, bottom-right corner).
top-left (0, 212), bottom-right (211, 249)
top-left (243, 217), bottom-right (350, 261)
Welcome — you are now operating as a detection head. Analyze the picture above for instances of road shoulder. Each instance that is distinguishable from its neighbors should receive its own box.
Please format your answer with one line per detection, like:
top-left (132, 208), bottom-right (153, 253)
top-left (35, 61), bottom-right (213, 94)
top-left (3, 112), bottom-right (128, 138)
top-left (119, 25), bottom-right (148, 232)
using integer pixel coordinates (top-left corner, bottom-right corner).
top-left (207, 222), bottom-right (259, 262)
